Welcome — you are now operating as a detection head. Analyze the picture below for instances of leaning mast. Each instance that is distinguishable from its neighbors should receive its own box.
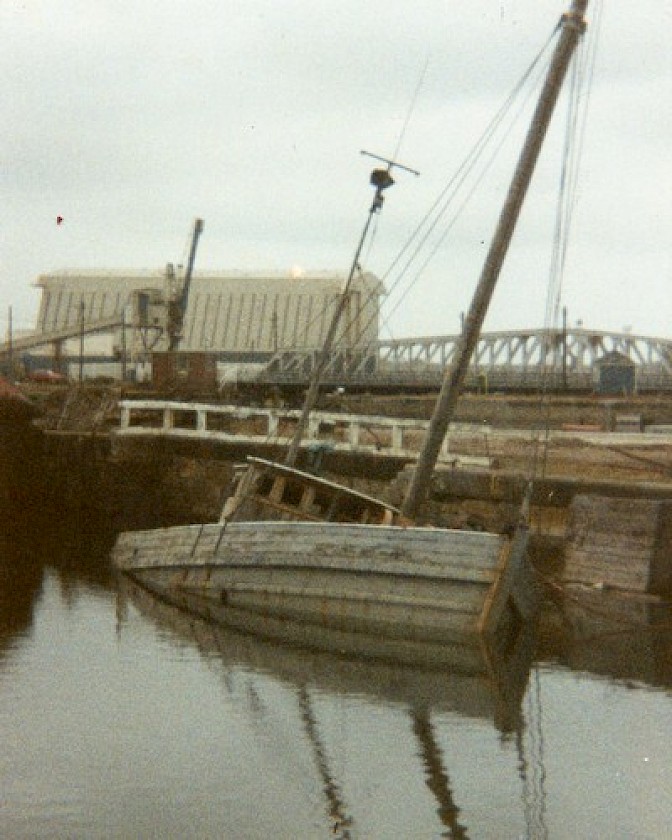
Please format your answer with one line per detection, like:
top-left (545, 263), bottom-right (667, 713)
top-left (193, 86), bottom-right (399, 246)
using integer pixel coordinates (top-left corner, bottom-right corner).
top-left (401, 0), bottom-right (588, 520)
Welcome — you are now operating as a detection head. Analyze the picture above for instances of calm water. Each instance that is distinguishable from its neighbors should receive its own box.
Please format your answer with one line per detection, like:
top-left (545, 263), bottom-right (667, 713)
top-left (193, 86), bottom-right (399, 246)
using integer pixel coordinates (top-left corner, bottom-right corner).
top-left (1, 530), bottom-right (671, 840)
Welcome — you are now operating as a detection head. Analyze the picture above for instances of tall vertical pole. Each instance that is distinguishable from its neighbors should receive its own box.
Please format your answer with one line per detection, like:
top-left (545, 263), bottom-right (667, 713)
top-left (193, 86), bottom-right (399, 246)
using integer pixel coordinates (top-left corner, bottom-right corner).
top-left (79, 300), bottom-right (85, 383)
top-left (7, 306), bottom-right (13, 380)
top-left (121, 307), bottom-right (128, 383)
top-left (401, 0), bottom-right (588, 520)
top-left (562, 305), bottom-right (568, 390)
top-left (284, 206), bottom-right (377, 467)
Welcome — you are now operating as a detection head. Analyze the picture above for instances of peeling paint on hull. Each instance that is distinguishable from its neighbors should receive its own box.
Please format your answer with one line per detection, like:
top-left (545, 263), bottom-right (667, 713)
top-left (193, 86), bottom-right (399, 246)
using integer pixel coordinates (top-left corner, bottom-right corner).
top-left (112, 520), bottom-right (538, 648)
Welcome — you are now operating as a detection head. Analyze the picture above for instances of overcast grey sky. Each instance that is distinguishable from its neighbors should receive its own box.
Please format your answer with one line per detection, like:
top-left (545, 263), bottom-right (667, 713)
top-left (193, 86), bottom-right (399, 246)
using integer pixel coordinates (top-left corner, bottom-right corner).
top-left (2, 0), bottom-right (670, 340)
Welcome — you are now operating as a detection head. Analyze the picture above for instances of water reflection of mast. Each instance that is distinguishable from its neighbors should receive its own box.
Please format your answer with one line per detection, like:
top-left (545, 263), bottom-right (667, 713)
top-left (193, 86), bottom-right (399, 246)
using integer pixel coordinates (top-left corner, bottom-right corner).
top-left (297, 685), bottom-right (353, 839)
top-left (517, 668), bottom-right (548, 840)
top-left (299, 685), bottom-right (476, 840)
top-left (411, 708), bottom-right (470, 839)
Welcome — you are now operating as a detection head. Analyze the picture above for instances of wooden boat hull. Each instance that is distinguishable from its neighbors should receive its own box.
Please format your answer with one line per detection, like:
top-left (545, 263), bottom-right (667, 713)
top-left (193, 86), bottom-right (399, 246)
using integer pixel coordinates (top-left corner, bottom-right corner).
top-left (112, 520), bottom-right (537, 650)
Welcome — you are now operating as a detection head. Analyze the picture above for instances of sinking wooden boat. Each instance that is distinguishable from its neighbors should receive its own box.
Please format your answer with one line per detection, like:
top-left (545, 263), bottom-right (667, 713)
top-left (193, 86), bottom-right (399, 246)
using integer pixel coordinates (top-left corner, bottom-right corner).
top-left (114, 453), bottom-right (538, 650)
top-left (113, 1), bottom-right (589, 650)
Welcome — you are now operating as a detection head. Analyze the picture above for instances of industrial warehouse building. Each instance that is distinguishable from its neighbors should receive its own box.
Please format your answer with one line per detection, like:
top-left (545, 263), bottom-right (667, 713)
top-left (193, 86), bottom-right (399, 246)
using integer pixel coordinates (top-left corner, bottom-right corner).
top-left (28, 268), bottom-right (384, 382)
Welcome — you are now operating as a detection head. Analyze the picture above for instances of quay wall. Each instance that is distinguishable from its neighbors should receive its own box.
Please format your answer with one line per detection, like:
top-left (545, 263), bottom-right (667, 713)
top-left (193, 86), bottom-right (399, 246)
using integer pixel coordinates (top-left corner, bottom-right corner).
top-left (325, 392), bottom-right (672, 430)
top-left (7, 422), bottom-right (672, 597)
top-left (8, 386), bottom-right (672, 587)
top-left (35, 433), bottom-right (234, 536)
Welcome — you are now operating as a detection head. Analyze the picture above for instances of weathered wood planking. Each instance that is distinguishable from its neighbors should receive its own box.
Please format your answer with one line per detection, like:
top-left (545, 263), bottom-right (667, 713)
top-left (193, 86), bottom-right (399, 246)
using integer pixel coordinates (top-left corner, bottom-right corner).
top-left (114, 522), bottom-right (504, 580)
top-left (564, 496), bottom-right (672, 595)
top-left (112, 522), bottom-right (512, 641)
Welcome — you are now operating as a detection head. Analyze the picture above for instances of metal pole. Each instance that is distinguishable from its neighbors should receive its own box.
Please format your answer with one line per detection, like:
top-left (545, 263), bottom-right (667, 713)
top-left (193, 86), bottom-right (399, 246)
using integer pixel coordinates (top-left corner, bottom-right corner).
top-left (562, 305), bottom-right (568, 390)
top-left (7, 306), bottom-right (13, 380)
top-left (284, 165), bottom-right (403, 467)
top-left (79, 300), bottom-right (85, 383)
top-left (284, 208), bottom-right (377, 467)
top-left (121, 307), bottom-right (127, 383)
top-left (401, 0), bottom-right (588, 520)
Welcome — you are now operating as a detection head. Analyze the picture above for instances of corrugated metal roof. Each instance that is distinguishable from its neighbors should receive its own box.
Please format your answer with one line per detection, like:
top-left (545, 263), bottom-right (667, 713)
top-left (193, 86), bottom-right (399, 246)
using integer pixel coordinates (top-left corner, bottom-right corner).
top-left (34, 269), bottom-right (384, 352)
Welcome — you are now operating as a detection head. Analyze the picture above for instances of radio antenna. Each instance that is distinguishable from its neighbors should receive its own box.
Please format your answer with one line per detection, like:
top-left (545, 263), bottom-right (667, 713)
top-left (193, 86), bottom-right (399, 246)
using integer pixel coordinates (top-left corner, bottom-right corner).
top-left (284, 151), bottom-right (418, 466)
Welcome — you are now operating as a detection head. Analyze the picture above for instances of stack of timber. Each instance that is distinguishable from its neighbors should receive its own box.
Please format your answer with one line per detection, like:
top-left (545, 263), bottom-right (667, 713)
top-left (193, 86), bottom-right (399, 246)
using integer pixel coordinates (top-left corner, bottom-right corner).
top-left (564, 496), bottom-right (672, 595)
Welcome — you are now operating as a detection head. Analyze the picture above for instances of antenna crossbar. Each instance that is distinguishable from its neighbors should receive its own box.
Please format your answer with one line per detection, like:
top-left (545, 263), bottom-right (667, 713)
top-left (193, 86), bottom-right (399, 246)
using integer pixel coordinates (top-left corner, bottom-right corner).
top-left (360, 149), bottom-right (420, 177)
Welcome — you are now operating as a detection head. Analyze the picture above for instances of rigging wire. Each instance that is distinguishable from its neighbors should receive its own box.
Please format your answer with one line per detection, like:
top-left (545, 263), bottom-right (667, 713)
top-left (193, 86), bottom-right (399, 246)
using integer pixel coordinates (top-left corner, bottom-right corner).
top-left (382, 57), bottom-right (552, 332)
top-left (392, 54), bottom-right (430, 165)
top-left (528, 0), bottom-right (604, 489)
top-left (236, 17), bottom-right (584, 459)
top-left (332, 21), bottom-right (561, 353)
top-left (378, 23), bottom-right (560, 338)
top-left (284, 21), bottom-right (561, 383)
top-left (264, 22), bottom-right (560, 372)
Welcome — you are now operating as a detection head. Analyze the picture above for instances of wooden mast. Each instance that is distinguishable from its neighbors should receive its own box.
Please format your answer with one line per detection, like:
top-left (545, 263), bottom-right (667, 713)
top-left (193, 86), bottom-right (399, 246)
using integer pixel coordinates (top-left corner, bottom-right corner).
top-left (401, 0), bottom-right (588, 521)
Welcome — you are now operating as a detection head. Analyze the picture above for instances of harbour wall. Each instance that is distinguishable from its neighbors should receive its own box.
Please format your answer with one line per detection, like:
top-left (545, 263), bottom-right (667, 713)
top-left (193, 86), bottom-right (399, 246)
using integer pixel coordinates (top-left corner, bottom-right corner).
top-left (326, 392), bottom-right (672, 430)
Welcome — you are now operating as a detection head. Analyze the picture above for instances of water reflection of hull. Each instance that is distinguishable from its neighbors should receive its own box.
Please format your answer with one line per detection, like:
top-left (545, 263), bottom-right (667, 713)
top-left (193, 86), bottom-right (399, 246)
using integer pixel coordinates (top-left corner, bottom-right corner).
top-left (539, 588), bottom-right (672, 691)
top-left (0, 537), bottom-right (44, 660)
top-left (119, 574), bottom-right (536, 733)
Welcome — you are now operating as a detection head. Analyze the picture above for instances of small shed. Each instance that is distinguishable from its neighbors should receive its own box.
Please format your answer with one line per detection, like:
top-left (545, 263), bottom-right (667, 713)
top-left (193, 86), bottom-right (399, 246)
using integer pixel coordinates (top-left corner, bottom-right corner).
top-left (152, 351), bottom-right (217, 391)
top-left (593, 350), bottom-right (636, 395)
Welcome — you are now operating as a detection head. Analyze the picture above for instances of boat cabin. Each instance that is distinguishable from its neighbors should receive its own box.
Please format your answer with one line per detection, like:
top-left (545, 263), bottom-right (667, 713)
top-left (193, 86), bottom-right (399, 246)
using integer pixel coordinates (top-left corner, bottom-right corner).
top-left (222, 457), bottom-right (401, 525)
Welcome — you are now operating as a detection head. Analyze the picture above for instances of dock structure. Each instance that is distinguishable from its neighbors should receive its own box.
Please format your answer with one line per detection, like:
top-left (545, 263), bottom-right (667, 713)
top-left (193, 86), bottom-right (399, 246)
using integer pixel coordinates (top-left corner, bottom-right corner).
top-left (565, 496), bottom-right (672, 595)
top-left (115, 398), bottom-right (672, 451)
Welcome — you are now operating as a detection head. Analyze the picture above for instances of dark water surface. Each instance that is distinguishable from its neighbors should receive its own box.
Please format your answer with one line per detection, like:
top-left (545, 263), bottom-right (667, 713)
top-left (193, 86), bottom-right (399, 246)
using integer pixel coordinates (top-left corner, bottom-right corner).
top-left (1, 530), bottom-right (671, 840)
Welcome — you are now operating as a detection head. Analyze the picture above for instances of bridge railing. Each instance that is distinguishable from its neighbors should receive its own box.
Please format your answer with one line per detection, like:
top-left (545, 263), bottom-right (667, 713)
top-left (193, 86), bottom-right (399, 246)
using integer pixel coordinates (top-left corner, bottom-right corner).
top-left (116, 399), bottom-right (490, 464)
top-left (256, 329), bottom-right (672, 390)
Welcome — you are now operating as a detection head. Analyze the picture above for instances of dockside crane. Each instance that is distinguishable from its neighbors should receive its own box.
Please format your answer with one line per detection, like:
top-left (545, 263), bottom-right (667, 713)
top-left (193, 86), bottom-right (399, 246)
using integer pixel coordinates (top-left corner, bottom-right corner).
top-left (167, 218), bottom-right (204, 351)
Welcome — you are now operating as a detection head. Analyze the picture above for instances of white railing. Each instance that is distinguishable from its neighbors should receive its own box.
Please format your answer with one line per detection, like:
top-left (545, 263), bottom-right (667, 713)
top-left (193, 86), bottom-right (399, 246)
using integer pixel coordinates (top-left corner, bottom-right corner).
top-left (116, 399), bottom-right (490, 464)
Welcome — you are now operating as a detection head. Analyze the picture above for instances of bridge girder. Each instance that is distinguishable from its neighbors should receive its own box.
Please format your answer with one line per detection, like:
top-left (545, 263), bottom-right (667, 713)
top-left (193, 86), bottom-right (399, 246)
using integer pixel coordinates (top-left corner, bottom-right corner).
top-left (259, 328), bottom-right (672, 389)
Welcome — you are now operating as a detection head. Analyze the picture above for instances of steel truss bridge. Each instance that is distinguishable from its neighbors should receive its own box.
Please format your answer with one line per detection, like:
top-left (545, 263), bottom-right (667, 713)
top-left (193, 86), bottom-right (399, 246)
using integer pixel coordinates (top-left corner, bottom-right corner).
top-left (260, 328), bottom-right (672, 392)
top-left (3, 322), bottom-right (671, 393)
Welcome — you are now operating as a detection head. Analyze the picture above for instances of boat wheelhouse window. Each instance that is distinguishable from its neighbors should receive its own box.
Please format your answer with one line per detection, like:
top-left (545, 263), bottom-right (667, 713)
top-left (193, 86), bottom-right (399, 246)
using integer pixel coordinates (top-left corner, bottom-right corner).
top-left (326, 493), bottom-right (365, 523)
top-left (280, 478), bottom-right (305, 508)
top-left (255, 473), bottom-right (307, 510)
top-left (256, 472), bottom-right (275, 497)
